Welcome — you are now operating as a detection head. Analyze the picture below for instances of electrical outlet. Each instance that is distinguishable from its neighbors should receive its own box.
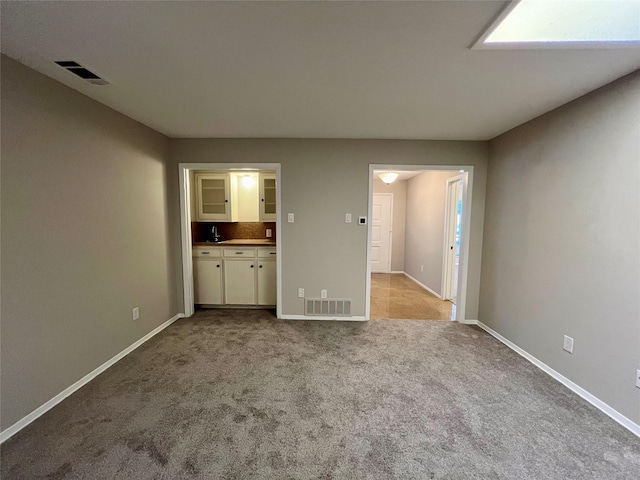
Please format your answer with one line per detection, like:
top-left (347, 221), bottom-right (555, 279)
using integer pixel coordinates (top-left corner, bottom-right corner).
top-left (345, 213), bottom-right (352, 223)
top-left (266, 229), bottom-right (272, 237)
top-left (420, 265), bottom-right (424, 272)
top-left (563, 335), bottom-right (574, 354)
top-left (635, 369), bottom-right (640, 389)
top-left (132, 307), bottom-right (139, 321)
top-left (298, 288), bottom-right (304, 298)
top-left (288, 213), bottom-right (295, 223)
top-left (321, 289), bottom-right (327, 299)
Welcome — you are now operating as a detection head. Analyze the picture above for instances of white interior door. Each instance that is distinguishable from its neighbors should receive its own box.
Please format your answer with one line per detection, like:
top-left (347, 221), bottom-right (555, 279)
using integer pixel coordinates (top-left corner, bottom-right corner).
top-left (371, 193), bottom-right (393, 273)
top-left (443, 176), bottom-right (464, 304)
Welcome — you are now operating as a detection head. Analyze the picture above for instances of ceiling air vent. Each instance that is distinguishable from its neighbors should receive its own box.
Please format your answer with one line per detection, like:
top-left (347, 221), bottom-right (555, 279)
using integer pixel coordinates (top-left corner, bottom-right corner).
top-left (55, 61), bottom-right (109, 85)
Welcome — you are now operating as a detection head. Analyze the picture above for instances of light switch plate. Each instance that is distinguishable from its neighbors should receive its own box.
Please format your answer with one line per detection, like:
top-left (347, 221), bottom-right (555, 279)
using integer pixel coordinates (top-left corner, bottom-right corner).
top-left (345, 213), bottom-right (352, 223)
top-left (563, 335), bottom-right (574, 354)
top-left (266, 229), bottom-right (272, 237)
top-left (288, 213), bottom-right (295, 223)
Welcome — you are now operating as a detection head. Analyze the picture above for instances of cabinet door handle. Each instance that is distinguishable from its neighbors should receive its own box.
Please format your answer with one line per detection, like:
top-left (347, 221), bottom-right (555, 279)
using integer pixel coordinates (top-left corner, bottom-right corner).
top-left (269, 252), bottom-right (276, 255)
top-left (250, 264), bottom-right (254, 268)
top-left (225, 199), bottom-right (229, 202)
top-left (235, 252), bottom-right (243, 254)
top-left (202, 252), bottom-right (210, 255)
top-left (259, 265), bottom-right (263, 268)
top-left (216, 264), bottom-right (220, 268)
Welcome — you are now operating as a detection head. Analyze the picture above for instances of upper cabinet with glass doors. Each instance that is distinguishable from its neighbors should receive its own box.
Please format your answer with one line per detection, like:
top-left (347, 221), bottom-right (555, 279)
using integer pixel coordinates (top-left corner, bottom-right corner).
top-left (195, 173), bottom-right (231, 221)
top-left (259, 173), bottom-right (277, 221)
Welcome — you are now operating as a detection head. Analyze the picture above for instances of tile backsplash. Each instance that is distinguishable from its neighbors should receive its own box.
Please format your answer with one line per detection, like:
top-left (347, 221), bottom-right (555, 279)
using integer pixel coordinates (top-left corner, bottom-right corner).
top-left (192, 222), bottom-right (276, 243)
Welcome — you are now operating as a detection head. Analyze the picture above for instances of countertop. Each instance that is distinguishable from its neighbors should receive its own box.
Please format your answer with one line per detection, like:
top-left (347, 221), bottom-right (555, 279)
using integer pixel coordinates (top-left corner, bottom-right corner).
top-left (194, 239), bottom-right (276, 247)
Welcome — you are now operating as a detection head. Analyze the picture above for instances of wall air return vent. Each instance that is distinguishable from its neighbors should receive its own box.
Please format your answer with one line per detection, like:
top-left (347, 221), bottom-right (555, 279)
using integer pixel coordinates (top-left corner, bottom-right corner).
top-left (305, 299), bottom-right (351, 317)
top-left (55, 61), bottom-right (109, 85)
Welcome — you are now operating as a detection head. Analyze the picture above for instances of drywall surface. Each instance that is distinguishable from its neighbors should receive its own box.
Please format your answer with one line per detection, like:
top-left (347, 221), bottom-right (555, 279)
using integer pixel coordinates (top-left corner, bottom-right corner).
top-left (0, 56), bottom-right (179, 431)
top-left (170, 139), bottom-right (488, 319)
top-left (373, 179), bottom-right (407, 272)
top-left (480, 71), bottom-right (640, 424)
top-left (405, 171), bottom-right (459, 295)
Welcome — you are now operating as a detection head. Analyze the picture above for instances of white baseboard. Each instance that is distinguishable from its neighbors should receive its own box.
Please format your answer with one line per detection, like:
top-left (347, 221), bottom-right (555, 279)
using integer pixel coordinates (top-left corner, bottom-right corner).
top-left (0, 313), bottom-right (185, 444)
top-left (477, 321), bottom-right (640, 438)
top-left (402, 272), bottom-right (442, 299)
top-left (390, 270), bottom-right (404, 274)
top-left (458, 319), bottom-right (478, 325)
top-left (280, 314), bottom-right (366, 322)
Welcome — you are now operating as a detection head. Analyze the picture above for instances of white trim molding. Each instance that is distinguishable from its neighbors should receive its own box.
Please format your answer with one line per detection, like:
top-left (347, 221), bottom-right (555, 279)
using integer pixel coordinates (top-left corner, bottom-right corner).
top-left (458, 319), bottom-right (478, 326)
top-left (403, 272), bottom-right (442, 299)
top-left (0, 313), bottom-right (185, 444)
top-left (477, 321), bottom-right (640, 438)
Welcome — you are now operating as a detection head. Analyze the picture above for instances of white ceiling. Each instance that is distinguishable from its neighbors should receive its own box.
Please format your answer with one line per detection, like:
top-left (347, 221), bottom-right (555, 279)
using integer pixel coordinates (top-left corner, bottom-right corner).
top-left (2, 1), bottom-right (639, 140)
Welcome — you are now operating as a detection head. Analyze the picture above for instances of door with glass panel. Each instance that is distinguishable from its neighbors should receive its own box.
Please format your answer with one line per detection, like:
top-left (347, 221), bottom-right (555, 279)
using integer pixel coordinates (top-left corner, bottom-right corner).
top-left (259, 173), bottom-right (277, 221)
top-left (195, 173), bottom-right (231, 221)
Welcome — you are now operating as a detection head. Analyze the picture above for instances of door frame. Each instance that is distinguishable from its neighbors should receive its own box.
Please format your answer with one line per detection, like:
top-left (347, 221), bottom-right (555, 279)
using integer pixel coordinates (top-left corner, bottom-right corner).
top-left (441, 174), bottom-right (465, 302)
top-left (371, 192), bottom-right (394, 273)
top-left (366, 165), bottom-right (473, 323)
top-left (178, 163), bottom-right (282, 318)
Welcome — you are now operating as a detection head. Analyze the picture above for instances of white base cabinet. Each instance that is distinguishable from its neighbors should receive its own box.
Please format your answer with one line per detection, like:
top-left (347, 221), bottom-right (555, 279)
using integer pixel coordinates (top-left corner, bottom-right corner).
top-left (257, 260), bottom-right (277, 305)
top-left (193, 246), bottom-right (276, 306)
top-left (224, 259), bottom-right (257, 305)
top-left (192, 247), bottom-right (223, 304)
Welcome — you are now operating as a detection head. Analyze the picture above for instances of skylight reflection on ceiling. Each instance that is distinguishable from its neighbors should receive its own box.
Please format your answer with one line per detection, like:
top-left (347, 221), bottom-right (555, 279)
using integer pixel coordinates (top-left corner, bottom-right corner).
top-left (484, 0), bottom-right (640, 45)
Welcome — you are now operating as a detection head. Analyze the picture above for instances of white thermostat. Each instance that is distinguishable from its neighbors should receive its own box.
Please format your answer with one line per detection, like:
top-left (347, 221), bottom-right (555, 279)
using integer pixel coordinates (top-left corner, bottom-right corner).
top-left (358, 216), bottom-right (367, 225)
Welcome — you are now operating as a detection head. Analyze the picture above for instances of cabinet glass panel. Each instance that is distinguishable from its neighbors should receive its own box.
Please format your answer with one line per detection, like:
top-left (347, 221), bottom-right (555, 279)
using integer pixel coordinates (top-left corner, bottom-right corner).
top-left (263, 178), bottom-right (276, 215)
top-left (201, 179), bottom-right (226, 214)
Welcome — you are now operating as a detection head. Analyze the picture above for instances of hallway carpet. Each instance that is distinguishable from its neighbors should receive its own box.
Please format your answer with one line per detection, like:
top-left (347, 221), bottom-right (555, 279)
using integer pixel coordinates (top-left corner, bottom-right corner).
top-left (371, 273), bottom-right (452, 320)
top-left (2, 309), bottom-right (639, 479)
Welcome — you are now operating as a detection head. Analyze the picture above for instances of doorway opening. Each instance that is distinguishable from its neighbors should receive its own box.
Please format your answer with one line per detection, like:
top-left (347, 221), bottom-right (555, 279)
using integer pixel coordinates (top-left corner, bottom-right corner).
top-left (178, 163), bottom-right (282, 318)
top-left (366, 166), bottom-right (473, 322)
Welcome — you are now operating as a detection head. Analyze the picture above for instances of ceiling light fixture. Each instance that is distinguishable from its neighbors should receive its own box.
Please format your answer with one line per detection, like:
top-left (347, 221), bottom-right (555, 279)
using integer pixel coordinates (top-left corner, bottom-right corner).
top-left (378, 172), bottom-right (399, 184)
top-left (241, 175), bottom-right (255, 188)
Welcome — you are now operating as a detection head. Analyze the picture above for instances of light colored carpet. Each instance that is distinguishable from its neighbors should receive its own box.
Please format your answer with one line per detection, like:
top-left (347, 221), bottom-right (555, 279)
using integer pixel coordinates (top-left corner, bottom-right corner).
top-left (2, 309), bottom-right (639, 479)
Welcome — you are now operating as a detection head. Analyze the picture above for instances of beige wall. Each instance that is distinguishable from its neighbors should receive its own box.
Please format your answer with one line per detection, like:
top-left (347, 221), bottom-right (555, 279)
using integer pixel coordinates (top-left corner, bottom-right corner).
top-left (480, 71), bottom-right (640, 423)
top-left (0, 56), bottom-right (179, 430)
top-left (404, 171), bottom-right (460, 295)
top-left (170, 139), bottom-right (488, 319)
top-left (373, 179), bottom-right (407, 272)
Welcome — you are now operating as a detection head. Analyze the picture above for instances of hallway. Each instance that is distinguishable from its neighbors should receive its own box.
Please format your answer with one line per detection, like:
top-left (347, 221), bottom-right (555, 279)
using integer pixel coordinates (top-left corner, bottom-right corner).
top-left (370, 273), bottom-right (453, 320)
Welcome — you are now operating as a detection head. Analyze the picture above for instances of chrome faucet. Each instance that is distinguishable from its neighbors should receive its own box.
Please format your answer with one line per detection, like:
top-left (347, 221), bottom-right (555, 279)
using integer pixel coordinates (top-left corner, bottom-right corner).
top-left (211, 225), bottom-right (221, 242)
